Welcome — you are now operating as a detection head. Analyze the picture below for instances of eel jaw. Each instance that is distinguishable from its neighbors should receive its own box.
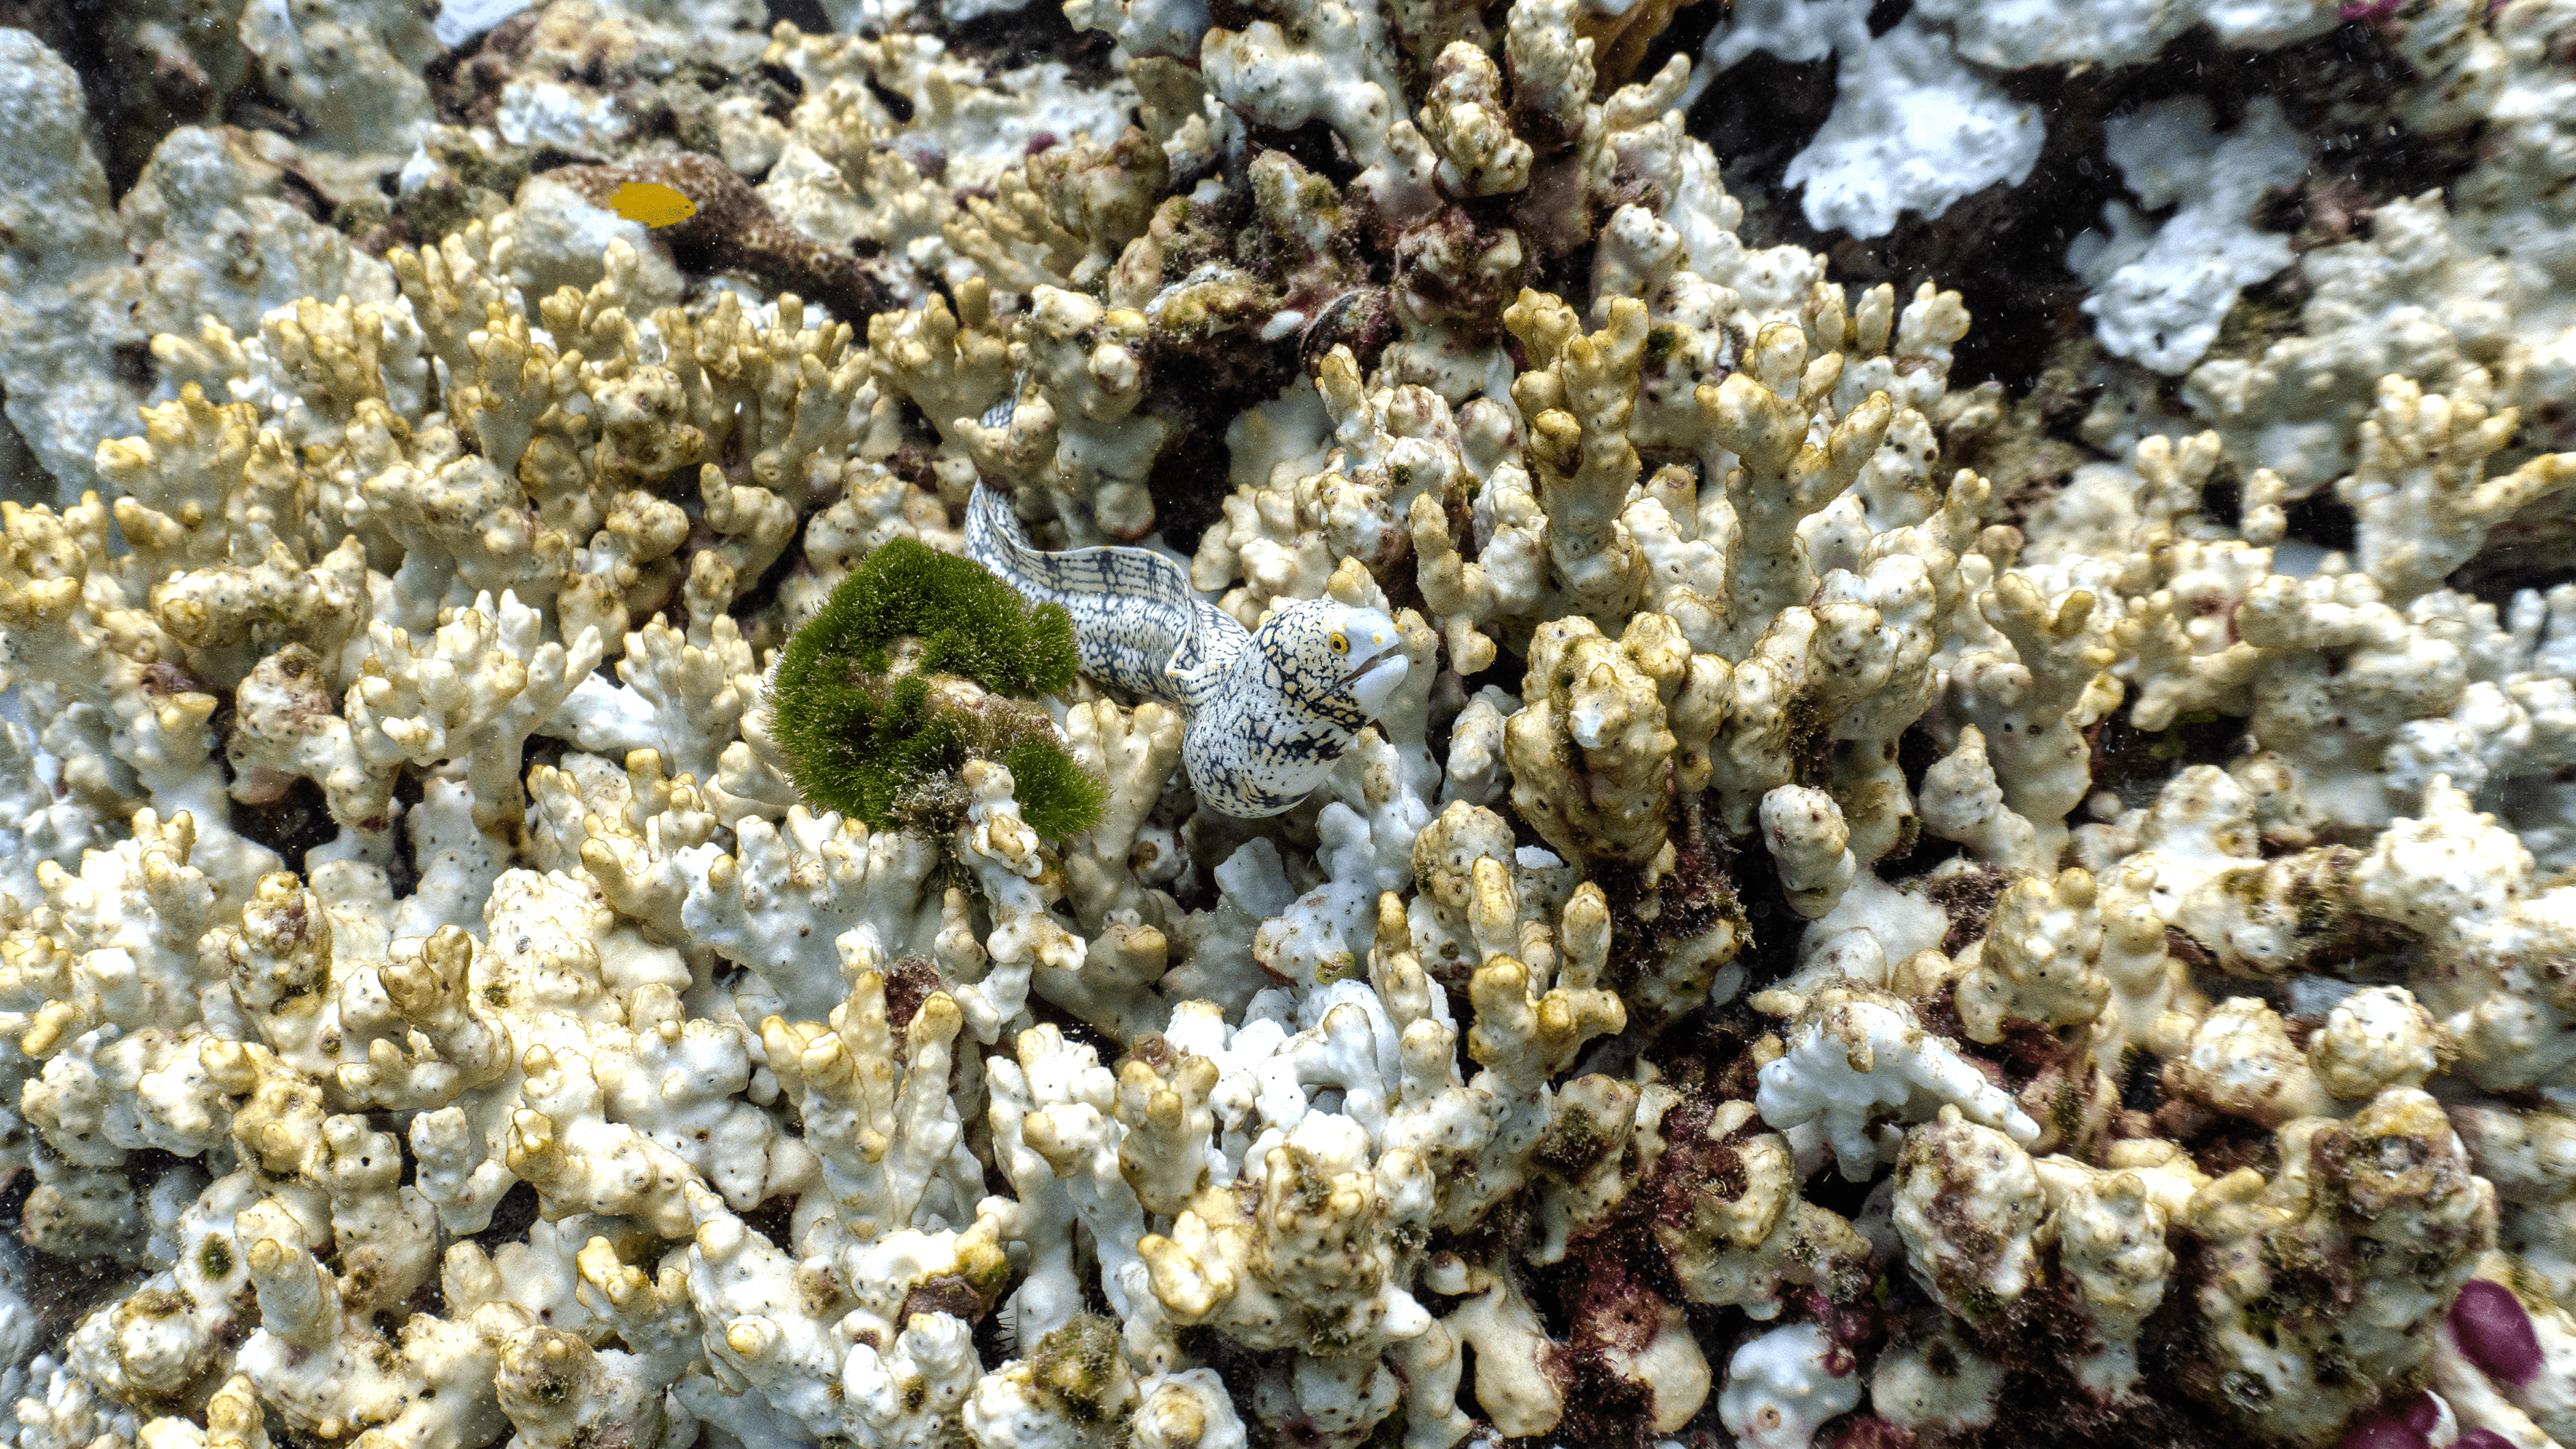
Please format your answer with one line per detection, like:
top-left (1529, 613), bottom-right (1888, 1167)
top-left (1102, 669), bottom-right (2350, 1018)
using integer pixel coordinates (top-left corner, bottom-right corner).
top-left (1340, 644), bottom-right (1409, 719)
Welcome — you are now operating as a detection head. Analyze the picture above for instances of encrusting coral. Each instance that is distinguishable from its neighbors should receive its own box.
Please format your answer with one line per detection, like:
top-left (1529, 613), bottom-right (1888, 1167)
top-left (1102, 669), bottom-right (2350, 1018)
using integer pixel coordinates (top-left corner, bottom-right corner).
top-left (5, 0), bottom-right (2576, 1447)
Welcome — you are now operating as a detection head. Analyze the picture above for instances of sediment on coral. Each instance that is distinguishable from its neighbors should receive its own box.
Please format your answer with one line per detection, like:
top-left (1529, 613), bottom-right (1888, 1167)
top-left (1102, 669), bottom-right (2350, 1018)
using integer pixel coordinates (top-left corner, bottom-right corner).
top-left (5, 0), bottom-right (2576, 1447)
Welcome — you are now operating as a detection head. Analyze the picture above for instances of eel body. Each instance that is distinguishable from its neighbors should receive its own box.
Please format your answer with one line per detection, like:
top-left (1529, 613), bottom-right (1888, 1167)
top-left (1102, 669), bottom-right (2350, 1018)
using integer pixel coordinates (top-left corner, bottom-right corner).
top-left (965, 484), bottom-right (1407, 817)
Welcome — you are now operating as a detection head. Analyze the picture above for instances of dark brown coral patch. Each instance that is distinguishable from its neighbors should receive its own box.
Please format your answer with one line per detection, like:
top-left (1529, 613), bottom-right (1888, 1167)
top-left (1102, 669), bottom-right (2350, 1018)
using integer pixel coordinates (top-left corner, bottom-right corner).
top-left (548, 153), bottom-right (892, 324)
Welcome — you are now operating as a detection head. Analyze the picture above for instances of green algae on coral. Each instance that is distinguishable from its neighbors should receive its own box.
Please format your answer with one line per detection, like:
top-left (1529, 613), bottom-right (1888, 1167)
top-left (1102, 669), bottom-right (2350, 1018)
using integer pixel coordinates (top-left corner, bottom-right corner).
top-left (770, 538), bottom-right (1102, 838)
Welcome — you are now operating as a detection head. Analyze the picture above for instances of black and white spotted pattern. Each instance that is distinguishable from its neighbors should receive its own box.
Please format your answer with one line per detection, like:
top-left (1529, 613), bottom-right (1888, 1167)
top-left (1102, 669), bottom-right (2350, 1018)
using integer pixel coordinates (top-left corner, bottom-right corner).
top-left (966, 485), bottom-right (1409, 817)
top-left (966, 482), bottom-right (1241, 703)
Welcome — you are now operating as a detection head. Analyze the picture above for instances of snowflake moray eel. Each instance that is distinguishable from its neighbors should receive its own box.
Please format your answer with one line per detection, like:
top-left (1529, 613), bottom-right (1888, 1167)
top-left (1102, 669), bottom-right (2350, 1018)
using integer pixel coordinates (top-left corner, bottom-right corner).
top-left (964, 484), bottom-right (1407, 818)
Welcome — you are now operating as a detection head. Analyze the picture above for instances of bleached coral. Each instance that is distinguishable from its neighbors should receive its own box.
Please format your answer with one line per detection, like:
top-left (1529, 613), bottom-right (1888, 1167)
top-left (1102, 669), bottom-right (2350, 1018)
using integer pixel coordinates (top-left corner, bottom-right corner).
top-left (2180, 1088), bottom-right (2496, 1444)
top-left (2069, 97), bottom-right (2309, 376)
top-left (1756, 984), bottom-right (2040, 1181)
top-left (1718, 1322), bottom-right (1862, 1449)
top-left (6, 0), bottom-right (2576, 1446)
top-left (1697, 0), bottom-right (2044, 239)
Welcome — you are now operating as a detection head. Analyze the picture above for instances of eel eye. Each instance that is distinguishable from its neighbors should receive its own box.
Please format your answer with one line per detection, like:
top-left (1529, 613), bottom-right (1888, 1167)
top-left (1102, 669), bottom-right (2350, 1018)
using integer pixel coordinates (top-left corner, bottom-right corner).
top-left (1329, 631), bottom-right (1348, 654)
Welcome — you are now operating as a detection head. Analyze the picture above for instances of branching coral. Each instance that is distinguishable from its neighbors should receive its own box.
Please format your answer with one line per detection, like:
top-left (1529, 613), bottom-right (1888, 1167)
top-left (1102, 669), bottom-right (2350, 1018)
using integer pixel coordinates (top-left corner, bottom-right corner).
top-left (2179, 1088), bottom-right (2497, 1444)
top-left (5, 3), bottom-right (2576, 1449)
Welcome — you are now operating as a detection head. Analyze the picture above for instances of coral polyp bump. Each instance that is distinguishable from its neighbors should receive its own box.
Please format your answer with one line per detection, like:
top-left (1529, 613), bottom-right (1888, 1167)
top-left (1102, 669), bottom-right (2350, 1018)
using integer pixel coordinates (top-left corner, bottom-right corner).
top-left (3, 0), bottom-right (2576, 1446)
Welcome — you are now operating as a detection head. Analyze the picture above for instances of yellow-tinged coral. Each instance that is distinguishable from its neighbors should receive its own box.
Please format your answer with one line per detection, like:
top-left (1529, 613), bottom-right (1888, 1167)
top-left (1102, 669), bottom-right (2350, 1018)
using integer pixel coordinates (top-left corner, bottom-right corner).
top-left (2181, 1088), bottom-right (2497, 1444)
top-left (956, 287), bottom-right (1171, 543)
top-left (1654, 1100), bottom-right (1873, 1320)
top-left (1956, 868), bottom-right (2109, 1043)
top-left (14, 6), bottom-right (2576, 1449)
top-left (1506, 610), bottom-right (1726, 868)
top-left (1699, 321), bottom-right (1896, 657)
top-left (2339, 369), bottom-right (2576, 605)
top-left (1507, 290), bottom-right (1650, 625)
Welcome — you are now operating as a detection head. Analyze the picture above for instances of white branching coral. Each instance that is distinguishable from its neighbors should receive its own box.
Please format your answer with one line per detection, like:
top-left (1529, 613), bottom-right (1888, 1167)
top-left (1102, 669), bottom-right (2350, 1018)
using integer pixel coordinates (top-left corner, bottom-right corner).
top-left (1756, 984), bottom-right (2039, 1181)
top-left (5, 1), bottom-right (2576, 1447)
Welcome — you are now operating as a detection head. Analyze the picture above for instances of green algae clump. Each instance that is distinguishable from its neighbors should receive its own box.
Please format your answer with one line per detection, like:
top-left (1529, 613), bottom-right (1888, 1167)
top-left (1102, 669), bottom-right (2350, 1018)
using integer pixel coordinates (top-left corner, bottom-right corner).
top-left (771, 538), bottom-right (1103, 837)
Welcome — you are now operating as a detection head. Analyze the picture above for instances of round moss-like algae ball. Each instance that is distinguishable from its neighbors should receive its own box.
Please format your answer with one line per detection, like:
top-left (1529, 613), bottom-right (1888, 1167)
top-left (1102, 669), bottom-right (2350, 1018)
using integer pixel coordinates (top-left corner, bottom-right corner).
top-left (771, 538), bottom-right (1104, 837)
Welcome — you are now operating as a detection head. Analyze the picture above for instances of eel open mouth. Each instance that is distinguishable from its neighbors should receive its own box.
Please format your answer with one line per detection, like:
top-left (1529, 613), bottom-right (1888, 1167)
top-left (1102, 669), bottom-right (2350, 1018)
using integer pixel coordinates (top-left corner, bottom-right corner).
top-left (1340, 642), bottom-right (1408, 715)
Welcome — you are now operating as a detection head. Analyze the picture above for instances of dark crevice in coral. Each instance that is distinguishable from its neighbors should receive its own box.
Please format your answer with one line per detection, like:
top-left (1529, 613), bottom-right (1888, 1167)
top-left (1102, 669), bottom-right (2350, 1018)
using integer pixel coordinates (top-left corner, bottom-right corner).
top-left (469, 1181), bottom-right (545, 1253)
top-left (521, 732), bottom-right (570, 792)
top-left (1247, 120), bottom-right (1364, 190)
top-left (764, 0), bottom-right (833, 34)
top-left (1522, 239), bottom-right (1601, 321)
top-left (2200, 469), bottom-right (2244, 532)
top-left (222, 84), bottom-right (311, 142)
top-left (942, 0), bottom-right (1120, 87)
top-left (1747, 66), bottom-right (2119, 395)
top-left (968, 1295), bottom-right (1017, 1368)
top-left (2261, 27), bottom-right (2487, 200)
top-left (2174, 1110), bottom-right (2282, 1184)
top-left (0, 371), bottom-right (38, 493)
top-left (109, 338), bottom-right (157, 393)
top-left (1925, 866), bottom-right (2017, 956)
top-left (1175, 1326), bottom-right (1273, 1445)
top-left (1687, 53), bottom-right (1838, 202)
top-left (2453, 540), bottom-right (2576, 609)
top-left (1137, 318), bottom-right (1303, 556)
top-left (2120, 1049), bottom-right (2167, 1112)
top-left (227, 772), bottom-right (341, 877)
top-left (1071, 1232), bottom-right (1116, 1319)
top-left (1796, 1158), bottom-right (1879, 1226)
top-left (426, 28), bottom-right (501, 123)
top-left (1658, 999), bottom-right (1765, 1106)
top-left (1871, 727), bottom-right (1965, 881)
top-left (1449, 1340), bottom-right (1483, 1426)
top-left (29, 0), bottom-right (138, 195)
top-left (1023, 993), bottom-right (1128, 1077)
top-left (2136, 1236), bottom-right (2237, 1443)
top-left (862, 75), bottom-right (917, 125)
top-left (2090, 700), bottom-right (2250, 811)
top-left (385, 768), bottom-right (428, 900)
top-left (2280, 488), bottom-right (2358, 553)
top-left (14, 1221), bottom-right (135, 1359)
top-left (1702, 824), bottom-right (1803, 997)
top-left (1586, 819), bottom-right (1745, 1038)
top-left (1142, 423), bottom-right (1237, 563)
top-left (1942, 339), bottom-right (2111, 527)
top-left (1452, 640), bottom-right (1526, 712)
top-left (271, 161), bottom-right (339, 224)
top-left (1622, 0), bottom-right (1728, 102)
top-left (525, 144), bottom-right (612, 174)
top-left (741, 1193), bottom-right (798, 1253)
top-left (1951, 1278), bottom-right (2241, 1449)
